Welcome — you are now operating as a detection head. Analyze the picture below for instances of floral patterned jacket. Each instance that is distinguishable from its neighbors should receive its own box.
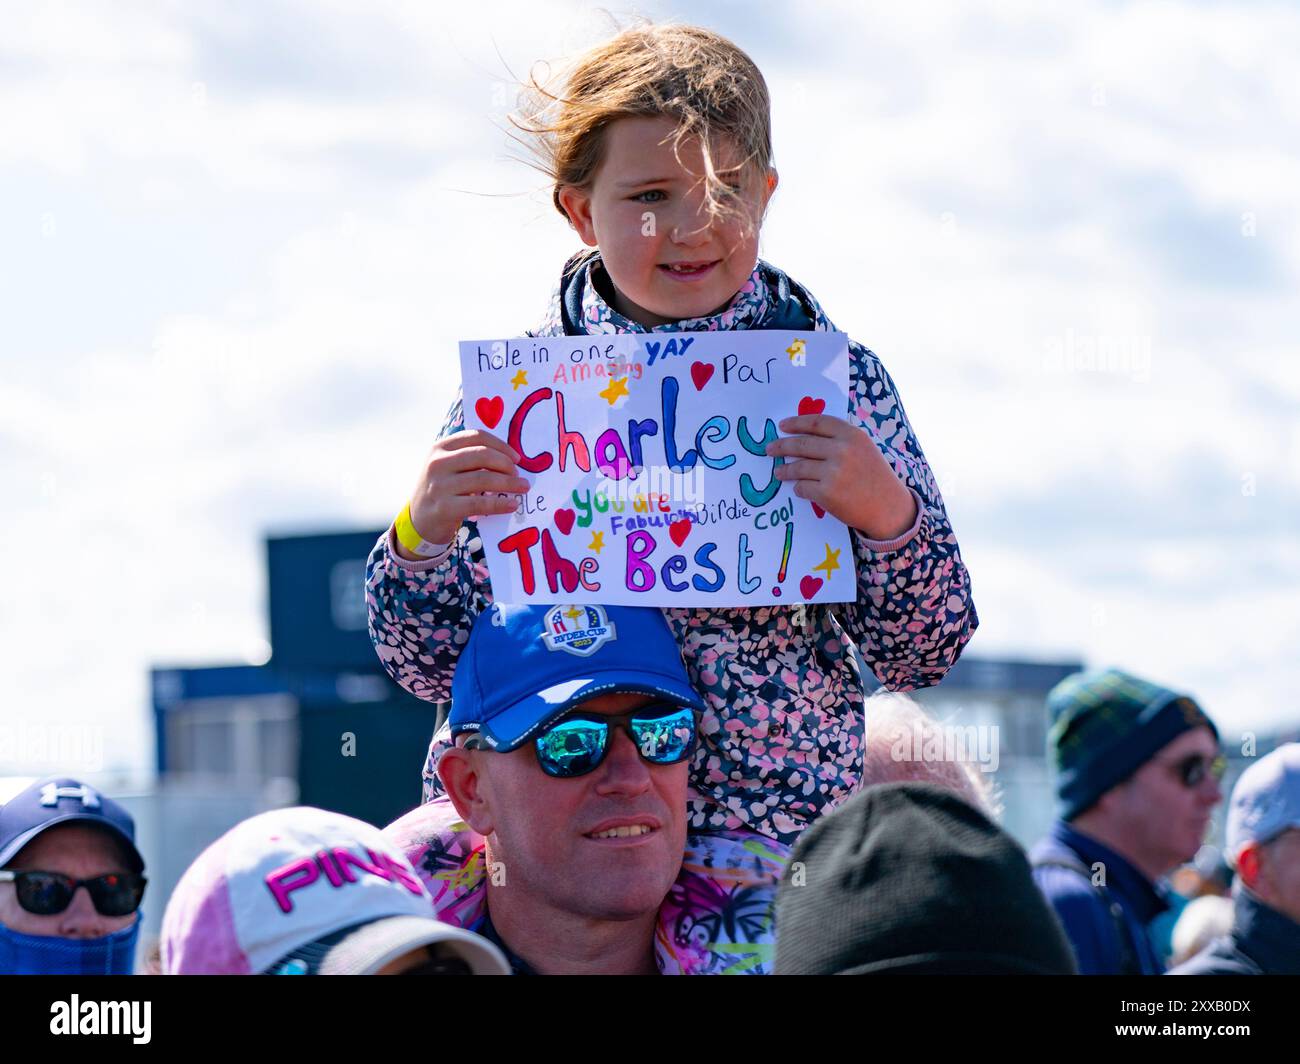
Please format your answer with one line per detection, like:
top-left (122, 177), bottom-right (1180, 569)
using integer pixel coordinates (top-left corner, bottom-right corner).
top-left (365, 251), bottom-right (978, 845)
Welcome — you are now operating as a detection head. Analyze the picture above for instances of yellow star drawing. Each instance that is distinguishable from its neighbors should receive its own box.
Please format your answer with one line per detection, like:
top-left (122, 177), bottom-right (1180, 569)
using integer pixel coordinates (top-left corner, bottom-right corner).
top-left (510, 369), bottom-right (529, 391)
top-left (786, 338), bottom-right (807, 364)
top-left (812, 544), bottom-right (842, 578)
top-left (588, 532), bottom-right (605, 554)
top-left (564, 606), bottom-right (584, 622)
top-left (598, 376), bottom-right (630, 405)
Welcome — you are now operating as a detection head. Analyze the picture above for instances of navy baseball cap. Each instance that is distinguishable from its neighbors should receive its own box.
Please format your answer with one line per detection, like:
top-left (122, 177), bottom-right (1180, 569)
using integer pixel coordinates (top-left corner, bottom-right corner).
top-left (449, 603), bottom-right (705, 751)
top-left (0, 777), bottom-right (144, 872)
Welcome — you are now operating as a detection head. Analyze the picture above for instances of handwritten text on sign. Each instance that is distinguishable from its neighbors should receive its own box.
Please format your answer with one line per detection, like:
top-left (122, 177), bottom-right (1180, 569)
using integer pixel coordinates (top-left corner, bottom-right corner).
top-left (459, 330), bottom-right (855, 606)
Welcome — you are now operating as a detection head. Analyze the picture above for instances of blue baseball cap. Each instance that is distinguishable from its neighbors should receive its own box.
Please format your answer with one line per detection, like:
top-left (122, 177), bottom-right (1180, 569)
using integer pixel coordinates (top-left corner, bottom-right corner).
top-left (449, 604), bottom-right (705, 751)
top-left (0, 777), bottom-right (144, 872)
top-left (1226, 743), bottom-right (1300, 863)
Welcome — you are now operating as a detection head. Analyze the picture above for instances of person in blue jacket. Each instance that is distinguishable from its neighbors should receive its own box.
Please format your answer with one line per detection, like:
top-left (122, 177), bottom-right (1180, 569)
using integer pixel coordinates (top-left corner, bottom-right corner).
top-left (1029, 669), bottom-right (1223, 974)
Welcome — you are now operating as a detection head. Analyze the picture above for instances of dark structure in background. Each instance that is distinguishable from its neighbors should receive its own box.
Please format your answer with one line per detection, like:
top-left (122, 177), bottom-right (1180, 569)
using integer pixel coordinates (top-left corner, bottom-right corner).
top-left (151, 531), bottom-right (439, 829)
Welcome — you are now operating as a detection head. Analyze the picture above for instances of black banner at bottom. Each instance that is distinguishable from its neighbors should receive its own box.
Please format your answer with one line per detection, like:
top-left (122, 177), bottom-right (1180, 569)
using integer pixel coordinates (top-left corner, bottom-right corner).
top-left (1, 972), bottom-right (1293, 1050)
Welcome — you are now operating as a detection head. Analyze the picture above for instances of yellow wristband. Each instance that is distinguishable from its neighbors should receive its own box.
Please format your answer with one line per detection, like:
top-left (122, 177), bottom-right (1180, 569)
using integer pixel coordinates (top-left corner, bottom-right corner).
top-left (394, 504), bottom-right (451, 558)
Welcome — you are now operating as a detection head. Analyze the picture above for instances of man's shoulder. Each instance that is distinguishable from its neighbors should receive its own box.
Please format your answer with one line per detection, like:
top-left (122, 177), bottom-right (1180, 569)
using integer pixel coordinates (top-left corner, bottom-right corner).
top-left (1029, 836), bottom-right (1098, 893)
top-left (1029, 837), bottom-right (1116, 931)
top-left (658, 831), bottom-right (787, 975)
top-left (1029, 835), bottom-right (1133, 974)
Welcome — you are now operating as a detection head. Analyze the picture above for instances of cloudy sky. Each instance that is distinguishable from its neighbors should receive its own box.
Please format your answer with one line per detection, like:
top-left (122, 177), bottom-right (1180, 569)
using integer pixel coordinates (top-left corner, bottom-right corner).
top-left (2, 1), bottom-right (1296, 782)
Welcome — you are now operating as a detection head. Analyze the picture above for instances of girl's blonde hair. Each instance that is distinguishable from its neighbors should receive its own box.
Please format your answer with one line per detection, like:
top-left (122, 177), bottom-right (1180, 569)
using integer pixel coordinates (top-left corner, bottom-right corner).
top-left (510, 21), bottom-right (773, 241)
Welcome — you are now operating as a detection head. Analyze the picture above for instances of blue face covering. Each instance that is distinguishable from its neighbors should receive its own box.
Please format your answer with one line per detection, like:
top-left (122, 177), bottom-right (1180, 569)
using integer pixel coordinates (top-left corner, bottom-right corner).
top-left (0, 915), bottom-right (140, 975)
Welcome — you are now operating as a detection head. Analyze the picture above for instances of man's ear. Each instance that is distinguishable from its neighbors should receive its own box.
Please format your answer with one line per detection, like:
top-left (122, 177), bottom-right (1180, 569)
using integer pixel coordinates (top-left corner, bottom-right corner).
top-left (1235, 842), bottom-right (1263, 893)
top-left (557, 185), bottom-right (598, 247)
top-left (437, 747), bottom-right (495, 836)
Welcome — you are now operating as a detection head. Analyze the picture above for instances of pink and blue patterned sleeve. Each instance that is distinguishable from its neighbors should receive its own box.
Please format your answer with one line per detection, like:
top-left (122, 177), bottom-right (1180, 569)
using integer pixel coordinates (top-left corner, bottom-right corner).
top-left (365, 391), bottom-right (495, 703)
top-left (831, 341), bottom-right (978, 690)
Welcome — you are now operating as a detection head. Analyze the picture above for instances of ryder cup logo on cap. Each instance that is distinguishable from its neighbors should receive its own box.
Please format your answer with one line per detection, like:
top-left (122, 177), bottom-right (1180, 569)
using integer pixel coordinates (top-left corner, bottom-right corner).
top-left (449, 603), bottom-right (705, 752)
top-left (543, 604), bottom-right (615, 657)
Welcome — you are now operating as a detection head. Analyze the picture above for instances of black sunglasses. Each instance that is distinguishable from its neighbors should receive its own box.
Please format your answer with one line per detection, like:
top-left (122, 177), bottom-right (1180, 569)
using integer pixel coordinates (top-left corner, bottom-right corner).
top-left (1154, 753), bottom-right (1227, 788)
top-left (467, 702), bottom-right (699, 778)
top-left (0, 870), bottom-right (147, 917)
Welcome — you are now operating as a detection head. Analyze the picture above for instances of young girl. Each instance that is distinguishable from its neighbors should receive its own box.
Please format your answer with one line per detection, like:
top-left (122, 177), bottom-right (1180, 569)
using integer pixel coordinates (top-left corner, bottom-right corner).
top-left (366, 22), bottom-right (977, 847)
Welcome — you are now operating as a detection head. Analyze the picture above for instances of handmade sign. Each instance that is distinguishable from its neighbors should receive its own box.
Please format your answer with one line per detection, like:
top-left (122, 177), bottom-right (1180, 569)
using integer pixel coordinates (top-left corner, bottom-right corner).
top-left (459, 330), bottom-right (856, 606)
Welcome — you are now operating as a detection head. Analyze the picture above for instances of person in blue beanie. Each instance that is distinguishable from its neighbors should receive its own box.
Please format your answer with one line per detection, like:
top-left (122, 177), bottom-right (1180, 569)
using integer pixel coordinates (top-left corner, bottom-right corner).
top-left (0, 777), bottom-right (147, 975)
top-left (1029, 669), bottom-right (1222, 974)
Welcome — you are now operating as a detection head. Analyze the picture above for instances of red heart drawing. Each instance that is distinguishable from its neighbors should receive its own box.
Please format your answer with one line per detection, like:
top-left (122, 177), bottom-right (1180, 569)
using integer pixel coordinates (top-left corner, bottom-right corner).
top-left (690, 362), bottom-right (715, 391)
top-left (669, 519), bottom-right (692, 547)
top-left (554, 509), bottom-right (576, 535)
top-left (799, 575), bottom-right (824, 600)
top-left (811, 503), bottom-right (826, 519)
top-left (475, 396), bottom-right (504, 429)
top-left (798, 396), bottom-right (826, 417)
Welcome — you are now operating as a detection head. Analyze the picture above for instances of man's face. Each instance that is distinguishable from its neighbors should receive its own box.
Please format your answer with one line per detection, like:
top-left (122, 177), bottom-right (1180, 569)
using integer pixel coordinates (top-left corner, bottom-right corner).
top-left (1109, 727), bottom-right (1222, 874)
top-left (0, 823), bottom-right (139, 938)
top-left (462, 692), bottom-right (689, 921)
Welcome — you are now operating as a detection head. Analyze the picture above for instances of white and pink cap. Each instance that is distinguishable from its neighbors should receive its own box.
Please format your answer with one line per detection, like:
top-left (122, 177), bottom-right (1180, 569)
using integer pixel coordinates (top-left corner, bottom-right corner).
top-left (161, 806), bottom-right (506, 975)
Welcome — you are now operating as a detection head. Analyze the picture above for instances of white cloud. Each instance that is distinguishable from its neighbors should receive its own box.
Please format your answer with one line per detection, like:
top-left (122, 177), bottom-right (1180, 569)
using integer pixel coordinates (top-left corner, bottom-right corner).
top-left (2, 1), bottom-right (1297, 783)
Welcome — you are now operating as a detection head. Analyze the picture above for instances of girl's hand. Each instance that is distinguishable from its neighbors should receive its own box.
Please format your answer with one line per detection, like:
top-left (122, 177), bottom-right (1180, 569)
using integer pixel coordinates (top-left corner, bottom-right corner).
top-left (398, 430), bottom-right (529, 559)
top-left (767, 415), bottom-right (918, 541)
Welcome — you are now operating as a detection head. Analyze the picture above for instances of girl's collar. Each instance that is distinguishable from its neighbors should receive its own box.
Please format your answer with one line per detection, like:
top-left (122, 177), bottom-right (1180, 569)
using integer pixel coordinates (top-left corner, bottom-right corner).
top-left (580, 254), bottom-right (772, 333)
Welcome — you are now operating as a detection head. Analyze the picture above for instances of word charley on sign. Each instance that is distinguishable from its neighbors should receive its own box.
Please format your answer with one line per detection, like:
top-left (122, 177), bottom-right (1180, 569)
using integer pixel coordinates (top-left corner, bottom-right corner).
top-left (459, 330), bottom-right (856, 606)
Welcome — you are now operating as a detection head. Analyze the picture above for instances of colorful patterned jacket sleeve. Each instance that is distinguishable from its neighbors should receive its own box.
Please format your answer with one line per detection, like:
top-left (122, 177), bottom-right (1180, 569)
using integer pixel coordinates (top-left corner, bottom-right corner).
top-left (365, 390), bottom-right (491, 703)
top-left (830, 340), bottom-right (978, 690)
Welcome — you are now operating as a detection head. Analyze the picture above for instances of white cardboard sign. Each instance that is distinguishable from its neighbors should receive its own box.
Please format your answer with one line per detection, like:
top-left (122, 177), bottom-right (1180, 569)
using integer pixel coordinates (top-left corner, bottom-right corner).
top-left (459, 330), bottom-right (856, 606)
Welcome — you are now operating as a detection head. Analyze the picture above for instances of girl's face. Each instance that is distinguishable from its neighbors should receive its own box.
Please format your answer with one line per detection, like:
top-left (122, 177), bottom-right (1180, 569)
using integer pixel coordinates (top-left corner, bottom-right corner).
top-left (558, 115), bottom-right (777, 328)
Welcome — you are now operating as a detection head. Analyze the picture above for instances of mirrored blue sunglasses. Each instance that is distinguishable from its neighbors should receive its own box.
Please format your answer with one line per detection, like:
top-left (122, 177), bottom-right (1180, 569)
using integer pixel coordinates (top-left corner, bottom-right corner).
top-left (469, 702), bottom-right (699, 778)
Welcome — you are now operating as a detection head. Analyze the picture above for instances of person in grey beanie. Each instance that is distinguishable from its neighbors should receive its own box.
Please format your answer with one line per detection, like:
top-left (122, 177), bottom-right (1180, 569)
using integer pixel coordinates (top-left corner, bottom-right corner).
top-left (774, 782), bottom-right (1077, 975)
